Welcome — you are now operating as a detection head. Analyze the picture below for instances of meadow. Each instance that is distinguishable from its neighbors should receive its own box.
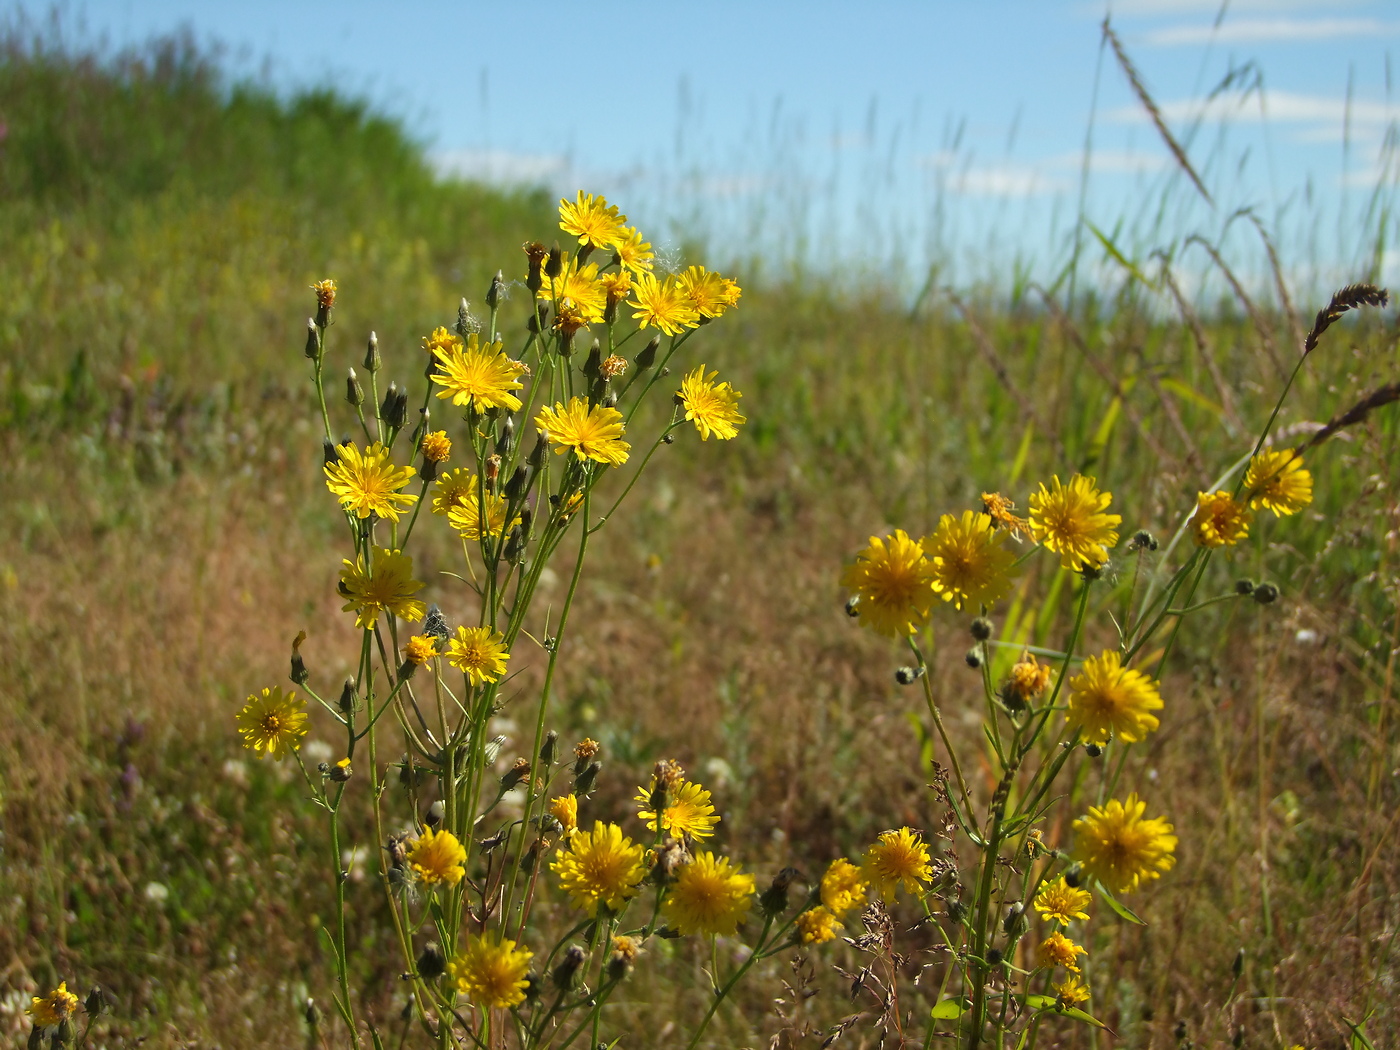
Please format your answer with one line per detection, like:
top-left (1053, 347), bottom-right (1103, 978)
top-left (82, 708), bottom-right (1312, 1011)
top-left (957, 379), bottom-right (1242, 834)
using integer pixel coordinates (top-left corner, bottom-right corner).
top-left (1, 26), bottom-right (1398, 1050)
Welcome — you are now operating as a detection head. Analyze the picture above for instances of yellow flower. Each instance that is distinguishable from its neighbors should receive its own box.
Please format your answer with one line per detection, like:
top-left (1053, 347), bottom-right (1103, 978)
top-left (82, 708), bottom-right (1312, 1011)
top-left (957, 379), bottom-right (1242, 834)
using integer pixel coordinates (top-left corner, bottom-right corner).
top-left (637, 779), bottom-right (720, 841)
top-left (236, 686), bottom-right (308, 760)
top-left (422, 325), bottom-right (462, 355)
top-left (538, 257), bottom-right (606, 321)
top-left (677, 265), bottom-right (739, 318)
top-left (614, 226), bottom-right (654, 273)
top-left (1037, 931), bottom-right (1088, 972)
top-left (663, 851), bottom-right (755, 936)
top-left (559, 190), bottom-right (627, 250)
top-left (1191, 491), bottom-right (1252, 548)
top-left (1244, 449), bottom-right (1313, 516)
top-left (922, 510), bottom-right (1019, 611)
top-left (419, 430), bottom-right (452, 464)
top-left (401, 635), bottom-right (439, 666)
top-left (1072, 793), bottom-right (1177, 894)
top-left (1028, 474), bottom-right (1121, 571)
top-left (27, 983), bottom-right (79, 1027)
top-left (629, 270), bottom-right (700, 335)
top-left (1053, 974), bottom-right (1091, 1005)
top-left (550, 793), bottom-right (579, 835)
top-left (840, 530), bottom-right (937, 637)
top-left (600, 271), bottom-right (633, 306)
top-left (820, 858), bottom-right (869, 916)
top-left (1066, 650), bottom-right (1163, 746)
top-left (1033, 876), bottom-right (1092, 925)
top-left (311, 279), bottom-right (337, 311)
top-left (863, 827), bottom-right (932, 901)
top-left (340, 547), bottom-right (427, 629)
top-left (407, 829), bottom-right (467, 887)
top-left (552, 821), bottom-right (648, 916)
top-left (431, 468), bottom-right (475, 516)
top-left (449, 933), bottom-right (532, 1009)
top-left (678, 364), bottom-right (746, 441)
top-left (447, 488), bottom-right (519, 541)
top-left (981, 492), bottom-right (1030, 541)
top-left (1005, 652), bottom-right (1053, 706)
top-left (445, 625), bottom-right (509, 686)
top-left (795, 907), bottom-right (841, 944)
top-left (324, 442), bottom-right (419, 522)
top-left (535, 396), bottom-right (630, 466)
top-left (432, 334), bottom-right (527, 413)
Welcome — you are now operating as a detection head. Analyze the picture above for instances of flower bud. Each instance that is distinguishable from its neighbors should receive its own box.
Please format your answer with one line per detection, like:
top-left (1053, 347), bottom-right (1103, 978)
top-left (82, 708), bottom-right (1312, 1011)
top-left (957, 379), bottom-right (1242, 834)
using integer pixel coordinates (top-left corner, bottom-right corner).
top-left (759, 867), bottom-right (800, 917)
top-left (1232, 947), bottom-right (1245, 978)
top-left (305, 998), bottom-right (322, 1028)
top-left (500, 758), bottom-right (531, 792)
top-left (290, 651), bottom-right (309, 686)
top-left (1063, 862), bottom-right (1084, 888)
top-left (1129, 530), bottom-right (1159, 552)
top-left (1252, 583), bottom-right (1278, 605)
top-left (964, 648), bottom-right (982, 669)
top-left (495, 416), bottom-right (516, 458)
top-left (575, 759), bottom-right (601, 795)
top-left (417, 943), bottom-right (446, 980)
top-left (635, 335), bottom-right (661, 370)
top-left (1084, 742), bottom-right (1104, 758)
top-left (540, 730), bottom-right (559, 766)
top-left (545, 243), bottom-right (563, 279)
top-left (1002, 901), bottom-right (1024, 935)
top-left (304, 319), bottom-right (319, 359)
top-left (528, 305), bottom-right (549, 333)
top-left (971, 617), bottom-right (993, 641)
top-left (486, 270), bottom-right (505, 310)
top-left (528, 434), bottom-right (549, 470)
top-left (322, 437), bottom-right (338, 465)
top-left (524, 241), bottom-right (546, 293)
top-left (424, 800), bottom-right (445, 827)
top-left (946, 899), bottom-right (967, 924)
top-left (84, 986), bottom-right (107, 1016)
top-left (895, 665), bottom-right (924, 685)
top-left (986, 947), bottom-right (1004, 966)
top-left (505, 465), bottom-right (530, 501)
top-left (456, 298), bottom-right (473, 338)
top-left (379, 382), bottom-right (399, 425)
top-left (364, 331), bottom-right (381, 372)
top-left (845, 597), bottom-right (860, 618)
top-left (346, 368), bottom-right (364, 407)
top-left (338, 678), bottom-right (357, 713)
top-left (504, 524), bottom-right (525, 563)
top-left (328, 758), bottom-right (352, 782)
top-left (1235, 579), bottom-right (1256, 595)
top-left (552, 945), bottom-right (586, 991)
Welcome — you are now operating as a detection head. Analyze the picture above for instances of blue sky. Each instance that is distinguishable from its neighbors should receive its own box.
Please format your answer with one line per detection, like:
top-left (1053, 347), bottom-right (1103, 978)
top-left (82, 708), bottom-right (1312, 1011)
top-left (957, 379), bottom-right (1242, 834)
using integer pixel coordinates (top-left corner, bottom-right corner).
top-left (13, 0), bottom-right (1400, 295)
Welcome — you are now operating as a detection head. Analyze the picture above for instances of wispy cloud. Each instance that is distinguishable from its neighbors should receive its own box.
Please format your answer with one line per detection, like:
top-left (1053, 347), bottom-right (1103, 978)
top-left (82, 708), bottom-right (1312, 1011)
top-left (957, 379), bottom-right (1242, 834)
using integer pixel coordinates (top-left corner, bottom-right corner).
top-left (1107, 89), bottom-right (1400, 128)
top-left (921, 149), bottom-right (1168, 197)
top-left (1144, 17), bottom-right (1394, 46)
top-left (432, 148), bottom-right (571, 185)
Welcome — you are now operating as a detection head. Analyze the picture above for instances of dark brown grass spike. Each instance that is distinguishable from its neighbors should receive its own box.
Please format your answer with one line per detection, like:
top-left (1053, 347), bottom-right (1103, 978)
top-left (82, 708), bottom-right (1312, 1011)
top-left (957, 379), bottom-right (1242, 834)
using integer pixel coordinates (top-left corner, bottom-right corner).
top-left (1303, 283), bottom-right (1389, 355)
top-left (1103, 18), bottom-right (1213, 208)
top-left (1296, 381), bottom-right (1400, 455)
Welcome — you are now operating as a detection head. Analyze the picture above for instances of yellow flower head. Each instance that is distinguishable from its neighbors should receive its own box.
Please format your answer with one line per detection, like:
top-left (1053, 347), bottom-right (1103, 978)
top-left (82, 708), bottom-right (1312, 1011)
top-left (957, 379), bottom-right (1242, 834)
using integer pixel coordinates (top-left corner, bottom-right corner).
top-left (1072, 793), bottom-right (1177, 894)
top-left (677, 265), bottom-right (739, 319)
top-left (637, 779), bottom-right (720, 841)
top-left (1191, 491), bottom-right (1252, 549)
top-left (600, 271), bottom-right (633, 306)
top-left (538, 257), bottom-right (606, 321)
top-left (311, 279), bottom-right (337, 311)
top-left (559, 190), bottom-right (627, 250)
top-left (1037, 931), bottom-right (1088, 972)
top-left (678, 364), bottom-right (746, 441)
top-left (535, 396), bottom-right (631, 466)
top-left (1033, 876), bottom-right (1093, 925)
top-left (553, 297), bottom-right (593, 336)
top-left (449, 933), bottom-right (533, 1009)
top-left (795, 906), bottom-right (841, 944)
top-left (447, 487), bottom-right (519, 541)
top-left (431, 467), bottom-right (475, 516)
top-left (1066, 650), bottom-right (1163, 746)
top-left (1054, 974), bottom-right (1091, 1005)
top-left (432, 333), bottom-right (527, 413)
top-left (236, 686), bottom-right (308, 761)
top-left (1028, 474), bottom-right (1121, 571)
top-left (820, 858), bottom-right (870, 916)
top-left (27, 983), bottom-right (79, 1028)
top-left (1005, 652), bottom-right (1053, 706)
top-left (407, 829), bottom-right (467, 887)
top-left (419, 430), bottom-right (452, 464)
top-left (863, 827), bottom-right (933, 901)
top-left (445, 625), bottom-right (510, 687)
top-left (1244, 449), bottom-right (1313, 516)
top-left (662, 851), bottom-right (756, 936)
top-left (402, 634), bottom-right (439, 666)
top-left (551, 821), bottom-right (648, 916)
top-left (629, 270), bottom-right (700, 335)
top-left (422, 325), bottom-right (463, 356)
top-left (840, 530), bottom-right (937, 637)
top-left (340, 547), bottom-right (426, 629)
top-left (923, 510), bottom-right (1019, 611)
top-left (614, 226), bottom-right (654, 273)
top-left (324, 442), bottom-right (419, 522)
top-left (550, 793), bottom-right (579, 835)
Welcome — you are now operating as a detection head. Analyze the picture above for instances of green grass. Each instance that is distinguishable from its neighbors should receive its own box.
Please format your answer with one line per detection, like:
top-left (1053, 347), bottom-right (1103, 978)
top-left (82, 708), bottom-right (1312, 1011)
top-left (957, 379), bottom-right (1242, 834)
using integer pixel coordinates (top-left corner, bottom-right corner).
top-left (1, 27), bottom-right (1398, 1050)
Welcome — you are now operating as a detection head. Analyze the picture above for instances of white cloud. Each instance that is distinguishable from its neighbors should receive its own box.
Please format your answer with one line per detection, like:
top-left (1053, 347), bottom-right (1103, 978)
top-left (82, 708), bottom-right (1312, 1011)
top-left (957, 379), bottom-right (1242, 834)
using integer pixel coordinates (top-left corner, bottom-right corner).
top-left (936, 164), bottom-right (1071, 197)
top-left (921, 149), bottom-right (1168, 193)
top-left (1144, 17), bottom-right (1394, 46)
top-left (1107, 89), bottom-right (1400, 127)
top-left (432, 148), bottom-right (571, 185)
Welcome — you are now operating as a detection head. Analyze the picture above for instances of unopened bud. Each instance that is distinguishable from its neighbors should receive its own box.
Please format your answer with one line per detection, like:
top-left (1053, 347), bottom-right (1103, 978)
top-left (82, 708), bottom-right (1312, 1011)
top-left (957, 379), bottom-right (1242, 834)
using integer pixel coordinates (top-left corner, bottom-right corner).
top-left (1002, 901), bottom-right (1024, 934)
top-left (417, 943), bottom-right (446, 980)
top-left (964, 648), bottom-right (982, 669)
top-left (505, 465), bottom-right (530, 501)
top-left (986, 947), bottom-right (1004, 966)
top-left (290, 651), bottom-right (309, 686)
top-left (760, 866), bottom-right (800, 917)
top-left (83, 986), bottom-right (107, 1016)
top-left (528, 305), bottom-right (549, 333)
top-left (486, 270), bottom-right (504, 309)
top-left (635, 335), bottom-right (660, 370)
top-left (1252, 583), bottom-right (1278, 605)
top-left (379, 382), bottom-right (398, 425)
top-left (1232, 947), bottom-right (1244, 978)
top-left (305, 998), bottom-right (322, 1028)
top-left (338, 678), bottom-right (357, 713)
top-left (323, 437), bottom-right (339, 465)
top-left (1063, 863), bottom-right (1084, 888)
top-left (540, 730), bottom-right (559, 766)
top-left (501, 758), bottom-right (531, 792)
top-left (545, 243), bottom-right (563, 278)
top-left (845, 596), bottom-right (860, 618)
top-left (528, 434), bottom-right (549, 470)
top-left (895, 665), bottom-right (924, 685)
top-left (346, 368), bottom-right (364, 407)
top-left (552, 945), bottom-right (587, 991)
top-left (1129, 530), bottom-right (1159, 552)
top-left (504, 524), bottom-right (525, 563)
top-left (971, 617), bottom-right (993, 641)
top-left (364, 332), bottom-right (380, 372)
top-left (456, 298), bottom-right (472, 338)
top-left (304, 319), bottom-right (320, 359)
top-left (1085, 742), bottom-right (1104, 758)
top-left (495, 416), bottom-right (516, 457)
top-left (575, 759), bottom-right (601, 795)
top-left (946, 899), bottom-right (967, 924)
top-left (1235, 579), bottom-right (1256, 595)
top-left (424, 800), bottom-right (445, 827)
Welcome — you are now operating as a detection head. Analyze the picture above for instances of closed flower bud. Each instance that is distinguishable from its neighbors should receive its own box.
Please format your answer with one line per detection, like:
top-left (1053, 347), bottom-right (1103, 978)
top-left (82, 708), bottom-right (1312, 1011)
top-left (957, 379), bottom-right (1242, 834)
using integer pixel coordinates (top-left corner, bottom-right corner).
top-left (1002, 901), bottom-right (1024, 935)
top-left (304, 319), bottom-right (320, 359)
top-left (946, 899), bottom-right (968, 924)
top-left (456, 298), bottom-right (473, 338)
top-left (290, 651), bottom-right (309, 686)
top-left (504, 524), bottom-right (525, 563)
top-left (583, 341), bottom-right (602, 381)
top-left (27, 1022), bottom-right (42, 1050)
top-left (364, 331), bottom-right (381, 372)
top-left (529, 305), bottom-right (549, 333)
top-left (552, 945), bottom-right (586, 991)
top-left (1252, 583), bottom-right (1278, 605)
top-left (1129, 530), bottom-right (1159, 552)
top-left (424, 800), bottom-right (445, 827)
top-left (1235, 579), bottom-right (1256, 595)
top-left (346, 368), bottom-right (364, 407)
top-left (528, 434), bottom-right (549, 471)
top-left (986, 947), bottom-right (1004, 966)
top-left (1232, 947), bottom-right (1245, 978)
top-left (524, 241), bottom-right (547, 292)
top-left (895, 665), bottom-right (924, 685)
top-left (760, 866), bottom-right (800, 917)
top-left (965, 648), bottom-right (982, 669)
top-left (1085, 742), bottom-right (1104, 758)
top-left (379, 382), bottom-right (398, 425)
top-left (486, 270), bottom-right (504, 309)
top-left (84, 986), bottom-right (107, 1016)
top-left (322, 437), bottom-right (338, 465)
top-left (634, 335), bottom-right (660, 370)
top-left (305, 998), bottom-right (322, 1028)
top-left (328, 758), bottom-right (352, 782)
top-left (1063, 862), bottom-right (1084, 888)
top-left (545, 243), bottom-right (563, 279)
top-left (845, 596), bottom-right (860, 618)
top-left (501, 758), bottom-right (531, 792)
top-left (338, 678), bottom-right (357, 713)
top-left (575, 759), bottom-right (601, 796)
top-left (416, 943), bottom-right (446, 980)
top-left (540, 730), bottom-right (559, 766)
top-left (495, 416), bottom-right (516, 457)
top-left (389, 389), bottom-right (409, 429)
top-left (505, 465), bottom-right (529, 501)
top-left (971, 617), bottom-right (993, 641)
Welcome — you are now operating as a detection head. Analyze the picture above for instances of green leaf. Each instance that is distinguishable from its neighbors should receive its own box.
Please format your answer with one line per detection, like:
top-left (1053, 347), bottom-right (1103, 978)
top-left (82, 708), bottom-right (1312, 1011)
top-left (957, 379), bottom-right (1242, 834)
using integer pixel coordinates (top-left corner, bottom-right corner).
top-left (931, 999), bottom-right (966, 1020)
top-left (1096, 883), bottom-right (1148, 926)
top-left (1024, 995), bottom-right (1108, 1029)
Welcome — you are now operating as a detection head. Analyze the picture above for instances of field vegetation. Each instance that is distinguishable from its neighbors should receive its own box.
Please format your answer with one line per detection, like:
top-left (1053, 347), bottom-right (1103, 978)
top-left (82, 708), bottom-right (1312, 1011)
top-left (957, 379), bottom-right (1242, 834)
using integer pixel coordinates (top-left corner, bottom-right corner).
top-left (1, 22), bottom-right (1398, 1050)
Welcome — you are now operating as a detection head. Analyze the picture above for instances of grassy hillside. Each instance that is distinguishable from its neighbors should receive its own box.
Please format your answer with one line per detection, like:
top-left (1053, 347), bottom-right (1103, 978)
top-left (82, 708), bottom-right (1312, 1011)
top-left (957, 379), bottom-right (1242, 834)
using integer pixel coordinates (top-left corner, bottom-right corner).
top-left (1, 27), bottom-right (1398, 1050)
